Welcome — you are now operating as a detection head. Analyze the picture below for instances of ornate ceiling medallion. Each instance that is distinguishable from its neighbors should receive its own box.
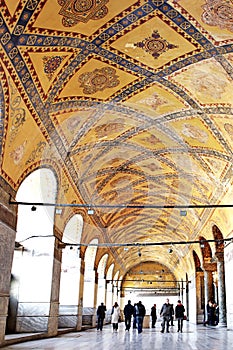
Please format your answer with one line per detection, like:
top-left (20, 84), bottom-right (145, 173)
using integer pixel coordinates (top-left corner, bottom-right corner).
top-left (202, 0), bottom-right (233, 32)
top-left (58, 0), bottom-right (109, 27)
top-left (43, 56), bottom-right (64, 80)
top-left (78, 67), bottom-right (120, 94)
top-left (135, 30), bottom-right (177, 59)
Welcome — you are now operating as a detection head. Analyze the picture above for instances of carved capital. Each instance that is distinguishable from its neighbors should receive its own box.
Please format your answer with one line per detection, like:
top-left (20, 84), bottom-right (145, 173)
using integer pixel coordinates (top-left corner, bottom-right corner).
top-left (203, 262), bottom-right (217, 272)
top-left (215, 251), bottom-right (224, 262)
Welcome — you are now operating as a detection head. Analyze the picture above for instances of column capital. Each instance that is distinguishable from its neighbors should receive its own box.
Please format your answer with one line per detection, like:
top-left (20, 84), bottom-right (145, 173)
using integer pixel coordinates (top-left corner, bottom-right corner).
top-left (203, 262), bottom-right (217, 272)
top-left (215, 251), bottom-right (224, 262)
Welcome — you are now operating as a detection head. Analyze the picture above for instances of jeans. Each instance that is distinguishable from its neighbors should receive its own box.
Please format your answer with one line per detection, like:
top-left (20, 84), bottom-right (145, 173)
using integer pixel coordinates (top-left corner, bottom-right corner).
top-left (136, 316), bottom-right (144, 333)
top-left (161, 316), bottom-right (170, 332)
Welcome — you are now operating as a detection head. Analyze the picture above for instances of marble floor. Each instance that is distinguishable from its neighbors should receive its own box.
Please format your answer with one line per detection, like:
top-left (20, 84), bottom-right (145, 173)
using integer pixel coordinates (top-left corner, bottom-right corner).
top-left (2, 322), bottom-right (233, 350)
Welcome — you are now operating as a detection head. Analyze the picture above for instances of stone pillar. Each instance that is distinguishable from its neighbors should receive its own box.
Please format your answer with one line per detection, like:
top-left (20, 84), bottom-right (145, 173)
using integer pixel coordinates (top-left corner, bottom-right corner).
top-left (216, 252), bottom-right (227, 327)
top-left (204, 270), bottom-right (213, 304)
top-left (47, 238), bottom-right (62, 336)
top-left (0, 182), bottom-right (17, 346)
top-left (196, 271), bottom-right (205, 324)
top-left (76, 256), bottom-right (85, 331)
top-left (203, 261), bottom-right (216, 323)
top-left (92, 268), bottom-right (98, 327)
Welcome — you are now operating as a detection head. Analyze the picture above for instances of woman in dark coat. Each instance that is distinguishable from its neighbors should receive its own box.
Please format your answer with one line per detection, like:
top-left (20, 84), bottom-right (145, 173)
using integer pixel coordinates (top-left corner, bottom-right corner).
top-left (175, 300), bottom-right (185, 332)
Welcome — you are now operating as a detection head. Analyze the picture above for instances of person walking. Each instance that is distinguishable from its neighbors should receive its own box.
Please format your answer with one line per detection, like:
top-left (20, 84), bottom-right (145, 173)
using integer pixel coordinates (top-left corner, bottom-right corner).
top-left (175, 300), bottom-right (185, 332)
top-left (96, 302), bottom-right (106, 331)
top-left (160, 298), bottom-right (173, 333)
top-left (111, 302), bottom-right (121, 331)
top-left (124, 300), bottom-right (134, 331)
top-left (150, 304), bottom-right (157, 328)
top-left (133, 303), bottom-right (137, 329)
top-left (134, 301), bottom-right (146, 334)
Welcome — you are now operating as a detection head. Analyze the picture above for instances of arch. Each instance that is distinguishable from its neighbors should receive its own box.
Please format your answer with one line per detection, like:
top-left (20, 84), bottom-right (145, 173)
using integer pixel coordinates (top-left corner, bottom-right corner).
top-left (113, 271), bottom-right (120, 304)
top-left (212, 225), bottom-right (224, 254)
top-left (9, 168), bottom-right (57, 333)
top-left (199, 236), bottom-right (212, 260)
top-left (193, 251), bottom-right (203, 272)
top-left (106, 263), bottom-right (114, 281)
top-left (58, 214), bottom-right (84, 328)
top-left (97, 254), bottom-right (109, 306)
top-left (106, 263), bottom-right (114, 309)
top-left (97, 254), bottom-right (109, 278)
top-left (83, 239), bottom-right (98, 307)
top-left (16, 168), bottom-right (57, 244)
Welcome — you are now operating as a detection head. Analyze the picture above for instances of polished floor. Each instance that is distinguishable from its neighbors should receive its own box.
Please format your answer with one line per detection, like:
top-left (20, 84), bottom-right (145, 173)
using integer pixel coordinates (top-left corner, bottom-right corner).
top-left (2, 322), bottom-right (233, 350)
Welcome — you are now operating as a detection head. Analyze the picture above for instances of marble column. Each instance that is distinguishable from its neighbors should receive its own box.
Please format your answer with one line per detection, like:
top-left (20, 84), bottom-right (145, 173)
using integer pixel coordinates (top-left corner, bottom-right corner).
top-left (216, 252), bottom-right (227, 327)
top-left (47, 238), bottom-right (62, 336)
top-left (0, 184), bottom-right (17, 346)
top-left (0, 223), bottom-right (16, 344)
top-left (92, 268), bottom-right (98, 327)
top-left (76, 256), bottom-right (85, 331)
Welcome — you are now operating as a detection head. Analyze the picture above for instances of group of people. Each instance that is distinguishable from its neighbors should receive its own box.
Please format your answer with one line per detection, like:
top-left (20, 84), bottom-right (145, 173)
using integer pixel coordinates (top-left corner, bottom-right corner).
top-left (97, 298), bottom-right (185, 333)
top-left (96, 300), bottom-right (145, 332)
top-left (205, 300), bottom-right (219, 326)
top-left (160, 298), bottom-right (185, 333)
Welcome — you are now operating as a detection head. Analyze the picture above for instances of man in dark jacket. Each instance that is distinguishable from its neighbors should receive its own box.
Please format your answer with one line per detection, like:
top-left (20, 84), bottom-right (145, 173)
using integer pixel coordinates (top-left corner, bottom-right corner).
top-left (151, 304), bottom-right (157, 328)
top-left (124, 300), bottom-right (134, 331)
top-left (134, 301), bottom-right (146, 333)
top-left (97, 302), bottom-right (106, 331)
top-left (160, 298), bottom-right (173, 333)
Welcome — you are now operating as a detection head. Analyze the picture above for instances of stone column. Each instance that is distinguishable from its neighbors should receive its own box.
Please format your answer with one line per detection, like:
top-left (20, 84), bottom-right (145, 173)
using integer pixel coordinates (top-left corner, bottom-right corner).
top-left (216, 252), bottom-right (227, 327)
top-left (47, 238), bottom-right (62, 336)
top-left (76, 256), bottom-right (85, 331)
top-left (92, 268), bottom-right (98, 327)
top-left (203, 261), bottom-right (216, 323)
top-left (0, 183), bottom-right (17, 346)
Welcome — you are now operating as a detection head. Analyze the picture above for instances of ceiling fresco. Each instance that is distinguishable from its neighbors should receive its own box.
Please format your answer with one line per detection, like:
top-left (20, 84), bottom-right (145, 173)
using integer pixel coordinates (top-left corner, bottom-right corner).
top-left (1, 0), bottom-right (233, 278)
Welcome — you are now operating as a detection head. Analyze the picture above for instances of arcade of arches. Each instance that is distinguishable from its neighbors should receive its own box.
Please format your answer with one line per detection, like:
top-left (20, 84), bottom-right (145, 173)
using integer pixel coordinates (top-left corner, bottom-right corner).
top-left (1, 0), bottom-right (233, 347)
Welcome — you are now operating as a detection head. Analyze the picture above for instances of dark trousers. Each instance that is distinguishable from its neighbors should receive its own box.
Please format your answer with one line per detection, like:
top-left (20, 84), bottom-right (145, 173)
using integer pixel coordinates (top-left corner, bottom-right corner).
top-left (161, 316), bottom-right (170, 332)
top-left (151, 316), bottom-right (157, 328)
top-left (136, 316), bottom-right (144, 333)
top-left (177, 318), bottom-right (183, 332)
top-left (97, 317), bottom-right (104, 330)
top-left (112, 323), bottom-right (118, 330)
top-left (125, 317), bottom-right (131, 330)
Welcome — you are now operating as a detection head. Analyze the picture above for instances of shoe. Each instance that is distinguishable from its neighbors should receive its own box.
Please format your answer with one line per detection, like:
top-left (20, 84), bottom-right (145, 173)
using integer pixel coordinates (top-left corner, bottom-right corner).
top-left (166, 331), bottom-right (170, 333)
top-left (160, 330), bottom-right (164, 333)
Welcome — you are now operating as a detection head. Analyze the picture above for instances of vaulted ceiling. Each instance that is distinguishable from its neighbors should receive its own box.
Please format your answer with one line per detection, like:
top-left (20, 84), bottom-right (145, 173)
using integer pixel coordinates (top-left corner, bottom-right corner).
top-left (1, 0), bottom-right (233, 278)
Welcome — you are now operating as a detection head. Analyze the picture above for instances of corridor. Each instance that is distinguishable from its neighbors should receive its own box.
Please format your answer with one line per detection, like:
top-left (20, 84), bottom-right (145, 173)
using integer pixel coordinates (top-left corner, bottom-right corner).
top-left (2, 323), bottom-right (233, 350)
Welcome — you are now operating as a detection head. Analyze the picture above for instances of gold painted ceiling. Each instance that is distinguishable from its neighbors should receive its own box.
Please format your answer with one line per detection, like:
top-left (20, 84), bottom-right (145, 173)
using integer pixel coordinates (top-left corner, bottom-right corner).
top-left (1, 0), bottom-right (233, 278)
